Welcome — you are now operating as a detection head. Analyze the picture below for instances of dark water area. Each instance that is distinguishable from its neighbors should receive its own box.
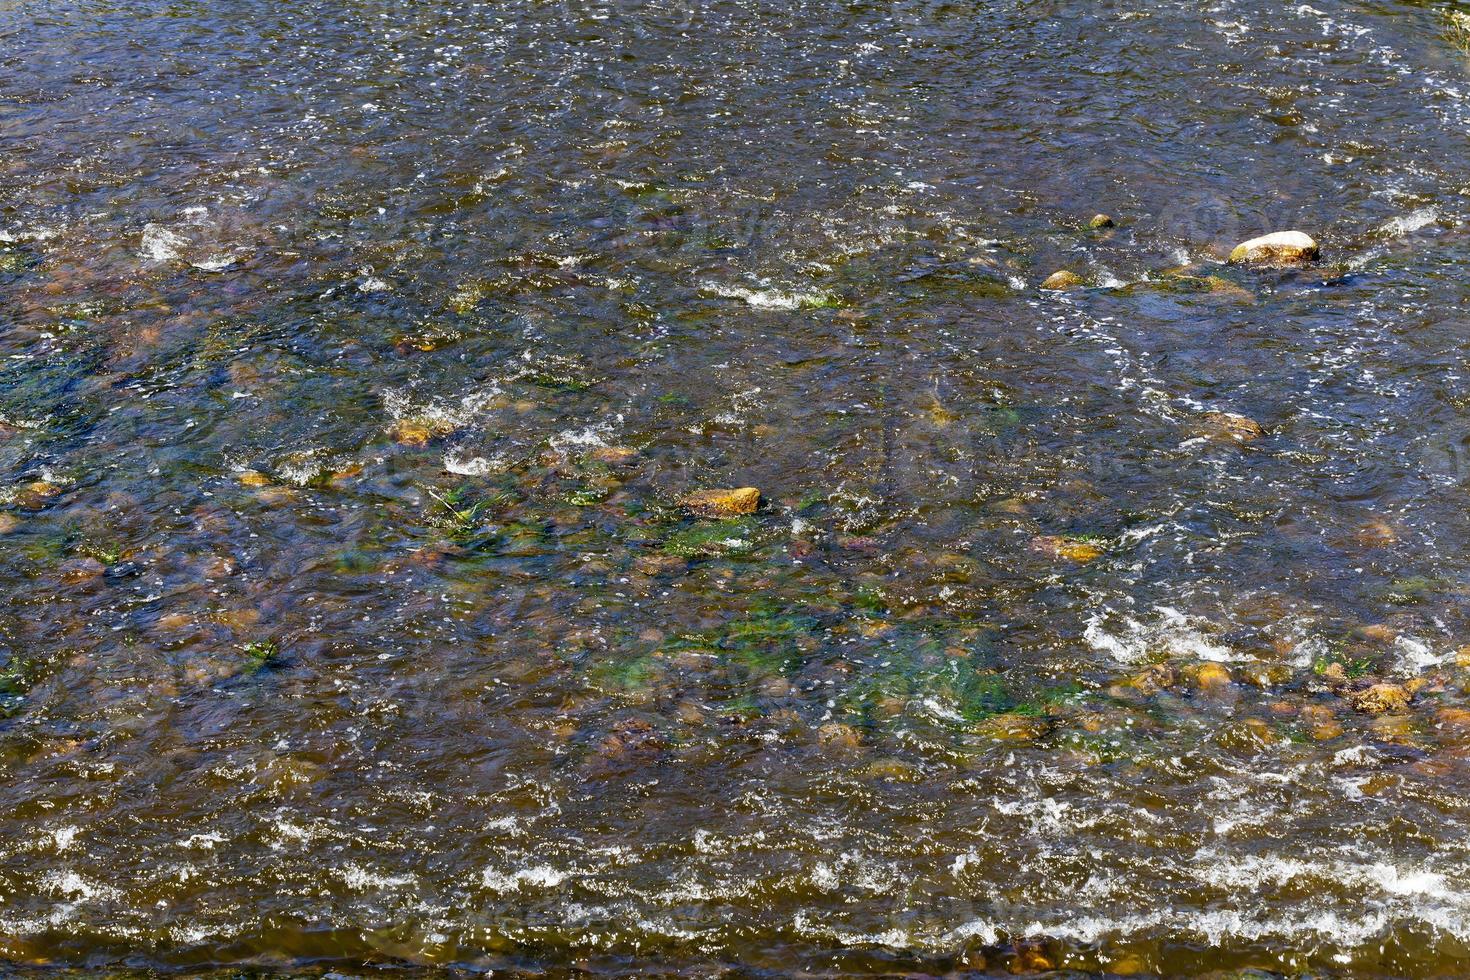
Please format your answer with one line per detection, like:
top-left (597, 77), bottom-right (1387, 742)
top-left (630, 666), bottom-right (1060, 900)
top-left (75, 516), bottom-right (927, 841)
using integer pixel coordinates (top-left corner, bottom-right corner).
top-left (6, 0), bottom-right (1470, 975)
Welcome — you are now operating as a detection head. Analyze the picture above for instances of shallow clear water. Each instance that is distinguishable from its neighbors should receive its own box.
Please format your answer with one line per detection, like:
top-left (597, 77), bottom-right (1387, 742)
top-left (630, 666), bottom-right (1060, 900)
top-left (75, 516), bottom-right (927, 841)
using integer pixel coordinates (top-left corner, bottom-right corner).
top-left (6, 0), bottom-right (1470, 975)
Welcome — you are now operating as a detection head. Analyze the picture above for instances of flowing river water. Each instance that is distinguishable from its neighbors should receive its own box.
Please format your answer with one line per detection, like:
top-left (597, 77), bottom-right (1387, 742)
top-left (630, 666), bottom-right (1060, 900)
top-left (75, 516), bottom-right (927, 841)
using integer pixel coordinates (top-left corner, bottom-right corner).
top-left (6, 0), bottom-right (1470, 975)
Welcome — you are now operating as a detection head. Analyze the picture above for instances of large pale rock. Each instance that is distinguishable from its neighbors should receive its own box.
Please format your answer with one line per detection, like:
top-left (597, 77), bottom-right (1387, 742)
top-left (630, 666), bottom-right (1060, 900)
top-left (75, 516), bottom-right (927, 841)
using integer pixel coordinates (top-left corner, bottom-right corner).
top-left (1040, 270), bottom-right (1086, 290)
top-left (1228, 231), bottom-right (1320, 267)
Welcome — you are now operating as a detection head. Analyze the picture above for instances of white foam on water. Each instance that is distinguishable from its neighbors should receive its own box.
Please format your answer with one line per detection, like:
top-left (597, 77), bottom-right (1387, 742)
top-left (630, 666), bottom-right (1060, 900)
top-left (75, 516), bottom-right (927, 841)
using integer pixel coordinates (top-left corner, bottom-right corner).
top-left (191, 254), bottom-right (239, 272)
top-left (179, 832), bottom-right (226, 850)
top-left (632, 917), bottom-right (704, 940)
top-left (443, 450), bottom-right (506, 476)
top-left (269, 818), bottom-right (330, 849)
top-left (481, 864), bottom-right (567, 892)
top-left (791, 911), bottom-right (912, 949)
top-left (951, 849), bottom-right (981, 875)
top-left (993, 796), bottom-right (1104, 835)
top-left (41, 870), bottom-right (120, 901)
top-left (169, 923), bottom-right (219, 945)
top-left (1084, 606), bottom-right (1234, 665)
top-left (549, 424), bottom-right (609, 448)
top-left (1196, 850), bottom-right (1458, 902)
top-left (1377, 208), bottom-right (1439, 239)
top-left (920, 696), bottom-right (966, 723)
top-left (140, 223), bottom-right (188, 263)
top-left (1036, 897), bottom-right (1391, 947)
top-left (337, 863), bottom-right (417, 890)
top-left (1392, 634), bottom-right (1445, 675)
top-left (383, 383), bottom-right (504, 434)
top-left (274, 449), bottom-right (335, 486)
top-left (703, 281), bottom-right (830, 310)
top-left (808, 851), bottom-right (901, 895)
top-left (1331, 744), bottom-right (1382, 767)
top-left (547, 416), bottom-right (624, 455)
top-left (947, 919), bottom-right (999, 944)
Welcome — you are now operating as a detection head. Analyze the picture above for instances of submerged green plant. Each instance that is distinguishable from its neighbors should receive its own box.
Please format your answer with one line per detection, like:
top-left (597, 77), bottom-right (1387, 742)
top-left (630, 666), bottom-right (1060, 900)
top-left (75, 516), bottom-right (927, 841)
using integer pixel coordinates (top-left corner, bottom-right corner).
top-left (852, 585), bottom-right (887, 615)
top-left (332, 549), bottom-right (378, 574)
top-left (1383, 575), bottom-right (1441, 605)
top-left (662, 518), bottom-right (756, 559)
top-left (242, 640), bottom-right (280, 670)
top-left (0, 658), bottom-right (32, 716)
top-left (75, 540), bottom-right (123, 565)
top-left (1312, 648), bottom-right (1376, 679)
top-left (0, 249), bottom-right (28, 274)
top-left (423, 485), bottom-right (499, 546)
top-left (585, 654), bottom-right (665, 695)
top-left (950, 667), bottom-right (1018, 722)
top-left (797, 291), bottom-right (844, 310)
top-left (563, 485), bottom-right (611, 507)
top-left (1446, 9), bottom-right (1470, 57)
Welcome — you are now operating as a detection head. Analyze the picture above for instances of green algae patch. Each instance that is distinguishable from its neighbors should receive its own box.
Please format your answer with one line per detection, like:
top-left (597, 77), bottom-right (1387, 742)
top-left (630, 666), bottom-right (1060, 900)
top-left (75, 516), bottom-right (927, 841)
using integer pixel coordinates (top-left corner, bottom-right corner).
top-left (242, 640), bottom-right (281, 672)
top-left (661, 518), bottom-right (757, 559)
top-left (0, 657), bottom-right (33, 718)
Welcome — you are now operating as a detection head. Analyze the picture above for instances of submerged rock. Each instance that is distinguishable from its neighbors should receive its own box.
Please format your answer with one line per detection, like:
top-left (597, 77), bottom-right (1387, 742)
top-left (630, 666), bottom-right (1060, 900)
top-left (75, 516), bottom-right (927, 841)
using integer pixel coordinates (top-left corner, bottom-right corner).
top-left (1350, 519), bottom-right (1398, 549)
top-left (1351, 682), bottom-right (1410, 715)
top-left (633, 553), bottom-right (687, 576)
top-left (1200, 411), bottom-right (1265, 442)
top-left (977, 712), bottom-right (1049, 741)
top-left (1436, 707), bottom-right (1470, 733)
top-left (816, 721), bottom-right (862, 751)
top-left (389, 419), bottom-right (440, 447)
top-left (595, 718), bottom-right (662, 768)
top-left (1117, 663), bottom-right (1176, 697)
top-left (1010, 944), bottom-right (1055, 974)
top-left (1228, 231), bottom-right (1320, 268)
top-left (1300, 703), bottom-right (1343, 740)
top-left (679, 487), bottom-right (760, 517)
top-left (10, 480), bottom-right (64, 510)
top-left (1028, 534), bottom-right (1104, 563)
top-left (1356, 623), bottom-right (1399, 645)
top-left (1040, 270), bottom-right (1086, 290)
top-left (1193, 662), bottom-right (1232, 693)
top-left (1193, 275), bottom-right (1256, 303)
top-left (587, 445), bottom-right (638, 464)
top-left (59, 557), bottom-right (106, 584)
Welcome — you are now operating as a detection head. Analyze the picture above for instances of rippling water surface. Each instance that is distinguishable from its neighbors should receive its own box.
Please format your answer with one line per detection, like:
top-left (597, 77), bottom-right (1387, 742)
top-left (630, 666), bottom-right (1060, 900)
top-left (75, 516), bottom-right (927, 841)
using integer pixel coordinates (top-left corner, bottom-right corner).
top-left (8, 0), bottom-right (1470, 974)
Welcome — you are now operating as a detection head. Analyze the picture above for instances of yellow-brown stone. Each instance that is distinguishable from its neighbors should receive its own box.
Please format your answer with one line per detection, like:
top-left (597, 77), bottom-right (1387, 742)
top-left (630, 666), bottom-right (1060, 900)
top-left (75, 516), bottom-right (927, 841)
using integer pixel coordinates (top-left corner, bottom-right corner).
top-left (1040, 270), bottom-right (1086, 290)
top-left (679, 487), bottom-right (761, 517)
top-left (1029, 535), bottom-right (1104, 563)
top-left (1200, 411), bottom-right (1265, 442)
top-left (1194, 662), bottom-right (1232, 693)
top-left (1351, 682), bottom-right (1411, 716)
